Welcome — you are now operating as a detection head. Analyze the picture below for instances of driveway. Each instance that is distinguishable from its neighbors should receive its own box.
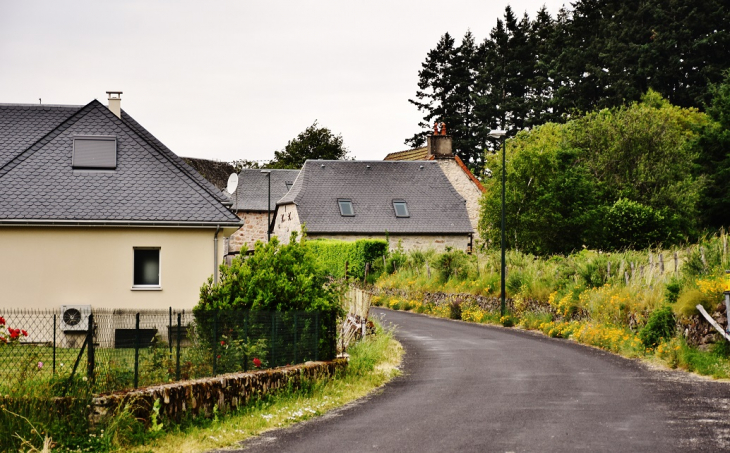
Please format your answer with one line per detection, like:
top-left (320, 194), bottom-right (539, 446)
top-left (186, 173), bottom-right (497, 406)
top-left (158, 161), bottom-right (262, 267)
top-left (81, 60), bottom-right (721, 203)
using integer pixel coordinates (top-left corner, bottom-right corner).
top-left (226, 308), bottom-right (730, 452)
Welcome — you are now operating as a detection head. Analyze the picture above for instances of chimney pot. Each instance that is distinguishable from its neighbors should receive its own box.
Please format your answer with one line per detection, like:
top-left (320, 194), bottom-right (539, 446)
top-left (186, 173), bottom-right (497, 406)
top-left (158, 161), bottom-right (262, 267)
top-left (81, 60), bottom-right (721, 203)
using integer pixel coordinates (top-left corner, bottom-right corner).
top-left (106, 91), bottom-right (123, 118)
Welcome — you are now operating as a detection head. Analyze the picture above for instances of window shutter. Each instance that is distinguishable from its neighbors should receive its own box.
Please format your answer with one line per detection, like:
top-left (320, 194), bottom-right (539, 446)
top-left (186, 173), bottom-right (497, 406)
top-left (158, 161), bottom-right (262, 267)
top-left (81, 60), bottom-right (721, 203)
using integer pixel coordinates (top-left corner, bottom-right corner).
top-left (73, 137), bottom-right (117, 169)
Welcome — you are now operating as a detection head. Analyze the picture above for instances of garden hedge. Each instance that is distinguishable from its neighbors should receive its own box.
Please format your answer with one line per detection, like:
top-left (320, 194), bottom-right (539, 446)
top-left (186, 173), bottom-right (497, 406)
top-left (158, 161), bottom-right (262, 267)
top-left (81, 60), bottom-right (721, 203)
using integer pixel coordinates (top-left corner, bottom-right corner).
top-left (308, 239), bottom-right (388, 280)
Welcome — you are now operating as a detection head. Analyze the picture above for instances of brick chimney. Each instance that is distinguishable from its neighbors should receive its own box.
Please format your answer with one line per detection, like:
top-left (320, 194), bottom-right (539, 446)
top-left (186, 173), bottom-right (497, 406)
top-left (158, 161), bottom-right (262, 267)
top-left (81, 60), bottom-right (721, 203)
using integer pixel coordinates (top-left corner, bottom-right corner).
top-left (427, 122), bottom-right (453, 158)
top-left (107, 91), bottom-right (122, 118)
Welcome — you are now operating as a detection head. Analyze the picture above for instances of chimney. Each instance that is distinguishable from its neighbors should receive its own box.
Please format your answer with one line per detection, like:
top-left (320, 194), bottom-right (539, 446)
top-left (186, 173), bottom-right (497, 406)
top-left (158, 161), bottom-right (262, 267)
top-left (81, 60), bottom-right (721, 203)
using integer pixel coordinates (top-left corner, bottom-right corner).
top-left (106, 91), bottom-right (123, 118)
top-left (427, 122), bottom-right (453, 159)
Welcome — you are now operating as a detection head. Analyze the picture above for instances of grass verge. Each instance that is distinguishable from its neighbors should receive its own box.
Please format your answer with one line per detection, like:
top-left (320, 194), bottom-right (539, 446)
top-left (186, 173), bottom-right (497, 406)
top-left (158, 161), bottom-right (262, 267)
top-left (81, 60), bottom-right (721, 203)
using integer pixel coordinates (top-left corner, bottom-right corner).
top-left (124, 321), bottom-right (402, 453)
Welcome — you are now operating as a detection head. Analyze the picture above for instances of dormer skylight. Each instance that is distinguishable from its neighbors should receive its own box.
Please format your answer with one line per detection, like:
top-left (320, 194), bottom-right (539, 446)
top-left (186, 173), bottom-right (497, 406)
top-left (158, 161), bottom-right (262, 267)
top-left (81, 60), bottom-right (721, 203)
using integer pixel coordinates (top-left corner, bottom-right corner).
top-left (73, 136), bottom-right (117, 169)
top-left (338, 199), bottom-right (355, 216)
top-left (393, 200), bottom-right (409, 217)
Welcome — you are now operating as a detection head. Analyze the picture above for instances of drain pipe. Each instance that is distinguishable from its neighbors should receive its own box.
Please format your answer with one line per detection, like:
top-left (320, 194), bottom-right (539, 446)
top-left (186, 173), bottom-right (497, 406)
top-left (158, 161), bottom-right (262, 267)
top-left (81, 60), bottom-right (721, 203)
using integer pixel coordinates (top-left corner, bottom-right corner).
top-left (214, 225), bottom-right (221, 283)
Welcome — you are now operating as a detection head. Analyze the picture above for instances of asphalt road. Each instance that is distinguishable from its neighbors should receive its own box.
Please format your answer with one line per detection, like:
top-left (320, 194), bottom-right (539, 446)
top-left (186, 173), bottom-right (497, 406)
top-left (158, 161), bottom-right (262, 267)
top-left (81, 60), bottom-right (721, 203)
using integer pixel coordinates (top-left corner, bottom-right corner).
top-left (225, 309), bottom-right (730, 452)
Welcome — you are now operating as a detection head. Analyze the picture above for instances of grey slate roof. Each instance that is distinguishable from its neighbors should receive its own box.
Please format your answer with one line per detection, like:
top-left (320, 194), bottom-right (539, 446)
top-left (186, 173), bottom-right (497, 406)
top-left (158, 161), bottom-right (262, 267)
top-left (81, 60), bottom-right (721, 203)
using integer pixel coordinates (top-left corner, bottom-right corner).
top-left (0, 101), bottom-right (241, 226)
top-left (0, 104), bottom-right (80, 168)
top-left (232, 169), bottom-right (300, 211)
top-left (277, 160), bottom-right (472, 234)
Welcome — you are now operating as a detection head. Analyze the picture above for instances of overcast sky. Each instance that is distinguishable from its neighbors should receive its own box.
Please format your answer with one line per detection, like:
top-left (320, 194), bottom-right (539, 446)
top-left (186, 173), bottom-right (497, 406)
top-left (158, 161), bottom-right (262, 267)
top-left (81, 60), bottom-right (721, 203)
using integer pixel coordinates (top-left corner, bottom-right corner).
top-left (0, 0), bottom-right (567, 163)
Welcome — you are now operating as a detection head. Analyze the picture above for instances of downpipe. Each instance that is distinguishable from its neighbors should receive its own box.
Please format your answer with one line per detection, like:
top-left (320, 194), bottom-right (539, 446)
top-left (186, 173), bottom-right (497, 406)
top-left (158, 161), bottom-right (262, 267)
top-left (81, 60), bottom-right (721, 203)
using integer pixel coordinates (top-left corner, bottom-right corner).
top-left (214, 225), bottom-right (221, 283)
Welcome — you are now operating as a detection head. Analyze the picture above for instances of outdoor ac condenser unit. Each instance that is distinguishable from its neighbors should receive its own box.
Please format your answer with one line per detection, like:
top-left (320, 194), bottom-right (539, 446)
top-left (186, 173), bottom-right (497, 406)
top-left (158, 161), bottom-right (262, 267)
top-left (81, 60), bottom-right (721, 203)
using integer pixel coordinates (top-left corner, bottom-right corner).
top-left (60, 305), bottom-right (92, 332)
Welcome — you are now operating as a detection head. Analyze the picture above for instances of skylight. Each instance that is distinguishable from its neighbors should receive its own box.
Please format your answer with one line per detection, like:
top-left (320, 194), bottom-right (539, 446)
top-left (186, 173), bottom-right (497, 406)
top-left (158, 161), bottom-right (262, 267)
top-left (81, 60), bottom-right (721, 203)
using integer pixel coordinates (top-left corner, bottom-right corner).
top-left (338, 199), bottom-right (354, 216)
top-left (393, 200), bottom-right (409, 217)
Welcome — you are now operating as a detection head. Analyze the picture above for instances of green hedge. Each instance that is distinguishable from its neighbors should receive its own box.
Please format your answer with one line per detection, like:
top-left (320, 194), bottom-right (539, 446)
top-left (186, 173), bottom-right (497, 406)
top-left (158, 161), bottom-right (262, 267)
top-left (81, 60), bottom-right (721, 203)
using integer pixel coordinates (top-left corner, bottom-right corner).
top-left (308, 239), bottom-right (388, 280)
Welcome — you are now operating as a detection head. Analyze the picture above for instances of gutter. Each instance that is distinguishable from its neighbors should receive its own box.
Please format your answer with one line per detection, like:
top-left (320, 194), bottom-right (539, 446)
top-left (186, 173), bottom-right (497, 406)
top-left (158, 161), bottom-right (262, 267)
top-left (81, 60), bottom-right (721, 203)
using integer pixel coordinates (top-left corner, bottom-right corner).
top-left (0, 219), bottom-right (242, 228)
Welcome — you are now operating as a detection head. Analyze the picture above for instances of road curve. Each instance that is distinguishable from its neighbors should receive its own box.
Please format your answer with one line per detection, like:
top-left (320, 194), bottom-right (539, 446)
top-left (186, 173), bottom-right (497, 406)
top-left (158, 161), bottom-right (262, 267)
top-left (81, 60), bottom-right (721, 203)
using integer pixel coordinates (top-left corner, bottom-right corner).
top-left (227, 309), bottom-right (730, 453)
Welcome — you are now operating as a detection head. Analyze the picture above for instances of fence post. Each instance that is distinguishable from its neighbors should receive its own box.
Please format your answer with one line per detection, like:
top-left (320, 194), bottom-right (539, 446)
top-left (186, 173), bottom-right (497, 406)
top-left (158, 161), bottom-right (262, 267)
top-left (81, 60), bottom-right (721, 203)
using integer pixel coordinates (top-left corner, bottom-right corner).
top-left (314, 311), bottom-right (320, 362)
top-left (294, 312), bottom-right (298, 365)
top-left (52, 314), bottom-right (57, 375)
top-left (168, 307), bottom-right (173, 358)
top-left (271, 312), bottom-right (277, 368)
top-left (213, 312), bottom-right (218, 376)
top-left (243, 311), bottom-right (249, 372)
top-left (87, 314), bottom-right (95, 383)
top-left (176, 313), bottom-right (182, 381)
top-left (134, 313), bottom-right (140, 389)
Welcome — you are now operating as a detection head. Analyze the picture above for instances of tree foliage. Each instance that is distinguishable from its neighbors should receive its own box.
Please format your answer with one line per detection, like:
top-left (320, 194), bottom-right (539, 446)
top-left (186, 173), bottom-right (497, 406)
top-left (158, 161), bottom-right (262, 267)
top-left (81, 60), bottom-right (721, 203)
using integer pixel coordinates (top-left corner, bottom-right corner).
top-left (408, 1), bottom-right (730, 174)
top-left (268, 121), bottom-right (349, 169)
top-left (479, 93), bottom-right (707, 254)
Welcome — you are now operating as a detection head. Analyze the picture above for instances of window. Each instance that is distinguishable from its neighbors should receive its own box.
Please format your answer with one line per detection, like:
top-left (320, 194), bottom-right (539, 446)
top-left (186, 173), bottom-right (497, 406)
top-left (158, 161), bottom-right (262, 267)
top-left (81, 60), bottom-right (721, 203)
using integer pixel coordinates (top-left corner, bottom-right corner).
top-left (133, 248), bottom-right (160, 288)
top-left (73, 136), bottom-right (117, 169)
top-left (338, 199), bottom-right (355, 216)
top-left (285, 181), bottom-right (293, 191)
top-left (393, 200), bottom-right (410, 217)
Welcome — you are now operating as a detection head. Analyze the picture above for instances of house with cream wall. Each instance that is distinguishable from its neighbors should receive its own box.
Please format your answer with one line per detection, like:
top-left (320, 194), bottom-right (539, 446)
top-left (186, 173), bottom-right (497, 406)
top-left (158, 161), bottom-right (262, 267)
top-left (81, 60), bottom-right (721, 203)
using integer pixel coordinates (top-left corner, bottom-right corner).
top-left (271, 160), bottom-right (473, 252)
top-left (0, 94), bottom-right (241, 311)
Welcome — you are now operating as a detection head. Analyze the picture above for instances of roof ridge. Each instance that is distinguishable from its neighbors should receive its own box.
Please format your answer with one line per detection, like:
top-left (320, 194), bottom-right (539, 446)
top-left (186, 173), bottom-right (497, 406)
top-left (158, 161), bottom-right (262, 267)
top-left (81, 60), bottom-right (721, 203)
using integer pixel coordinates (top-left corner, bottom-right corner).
top-left (113, 109), bottom-right (238, 221)
top-left (0, 103), bottom-right (84, 108)
top-left (0, 102), bottom-right (89, 179)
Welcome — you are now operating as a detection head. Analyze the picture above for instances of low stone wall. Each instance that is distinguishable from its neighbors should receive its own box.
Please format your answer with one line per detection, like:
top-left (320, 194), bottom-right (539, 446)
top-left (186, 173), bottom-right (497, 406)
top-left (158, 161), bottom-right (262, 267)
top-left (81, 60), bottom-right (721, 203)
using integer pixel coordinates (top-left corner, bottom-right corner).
top-left (91, 359), bottom-right (347, 425)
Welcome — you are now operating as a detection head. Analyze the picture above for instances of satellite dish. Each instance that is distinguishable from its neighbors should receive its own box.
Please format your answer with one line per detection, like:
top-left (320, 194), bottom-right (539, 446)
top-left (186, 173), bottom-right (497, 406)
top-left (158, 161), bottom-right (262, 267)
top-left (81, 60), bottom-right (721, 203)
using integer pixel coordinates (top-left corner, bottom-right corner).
top-left (226, 173), bottom-right (239, 194)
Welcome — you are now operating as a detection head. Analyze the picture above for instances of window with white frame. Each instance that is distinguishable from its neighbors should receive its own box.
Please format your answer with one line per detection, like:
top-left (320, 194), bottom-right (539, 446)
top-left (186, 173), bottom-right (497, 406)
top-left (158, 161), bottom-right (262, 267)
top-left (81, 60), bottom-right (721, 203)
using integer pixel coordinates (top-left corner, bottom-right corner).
top-left (133, 248), bottom-right (160, 288)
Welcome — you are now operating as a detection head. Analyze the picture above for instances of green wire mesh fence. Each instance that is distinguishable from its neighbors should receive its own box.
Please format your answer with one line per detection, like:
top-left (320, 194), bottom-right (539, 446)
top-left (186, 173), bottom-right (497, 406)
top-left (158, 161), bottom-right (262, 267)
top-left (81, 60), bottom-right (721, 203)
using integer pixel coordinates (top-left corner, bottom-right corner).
top-left (0, 308), bottom-right (337, 396)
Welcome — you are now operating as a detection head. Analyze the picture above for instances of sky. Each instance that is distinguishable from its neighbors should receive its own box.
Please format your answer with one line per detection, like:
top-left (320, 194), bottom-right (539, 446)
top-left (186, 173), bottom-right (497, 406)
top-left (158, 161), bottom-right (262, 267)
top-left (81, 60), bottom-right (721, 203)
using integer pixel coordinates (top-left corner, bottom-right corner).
top-left (0, 0), bottom-right (568, 163)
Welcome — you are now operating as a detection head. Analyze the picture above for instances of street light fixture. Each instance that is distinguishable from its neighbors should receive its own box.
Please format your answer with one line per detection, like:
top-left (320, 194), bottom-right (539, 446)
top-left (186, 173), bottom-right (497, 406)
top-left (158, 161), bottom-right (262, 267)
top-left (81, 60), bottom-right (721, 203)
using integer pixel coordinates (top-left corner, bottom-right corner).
top-left (489, 129), bottom-right (507, 317)
top-left (260, 170), bottom-right (271, 241)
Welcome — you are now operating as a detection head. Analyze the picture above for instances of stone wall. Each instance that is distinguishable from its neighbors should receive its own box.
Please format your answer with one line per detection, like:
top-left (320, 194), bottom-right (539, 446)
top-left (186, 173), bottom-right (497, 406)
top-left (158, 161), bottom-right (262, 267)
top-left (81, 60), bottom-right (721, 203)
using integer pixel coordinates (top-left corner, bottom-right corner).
top-left (273, 204), bottom-right (302, 244)
top-left (437, 159), bottom-right (483, 242)
top-left (91, 359), bottom-right (347, 425)
top-left (229, 211), bottom-right (270, 252)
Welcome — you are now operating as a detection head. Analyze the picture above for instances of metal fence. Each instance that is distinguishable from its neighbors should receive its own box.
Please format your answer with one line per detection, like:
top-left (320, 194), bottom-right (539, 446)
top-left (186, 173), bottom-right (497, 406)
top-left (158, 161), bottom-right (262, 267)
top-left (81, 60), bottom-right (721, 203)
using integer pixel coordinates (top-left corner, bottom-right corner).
top-left (0, 308), bottom-right (337, 396)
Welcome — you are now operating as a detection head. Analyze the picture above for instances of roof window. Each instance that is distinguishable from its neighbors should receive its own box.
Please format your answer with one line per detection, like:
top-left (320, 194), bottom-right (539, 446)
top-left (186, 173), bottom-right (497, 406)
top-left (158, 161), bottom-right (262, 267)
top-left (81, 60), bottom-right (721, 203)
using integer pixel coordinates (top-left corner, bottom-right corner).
top-left (285, 181), bottom-right (293, 191)
top-left (73, 136), bottom-right (117, 169)
top-left (338, 199), bottom-right (355, 216)
top-left (393, 200), bottom-right (410, 218)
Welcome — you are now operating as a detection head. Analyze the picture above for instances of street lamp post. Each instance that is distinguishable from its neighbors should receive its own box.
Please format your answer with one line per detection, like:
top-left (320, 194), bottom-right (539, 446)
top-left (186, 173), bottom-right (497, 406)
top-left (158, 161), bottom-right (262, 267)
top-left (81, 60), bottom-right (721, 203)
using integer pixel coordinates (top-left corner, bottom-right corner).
top-left (260, 170), bottom-right (271, 241)
top-left (489, 130), bottom-right (507, 317)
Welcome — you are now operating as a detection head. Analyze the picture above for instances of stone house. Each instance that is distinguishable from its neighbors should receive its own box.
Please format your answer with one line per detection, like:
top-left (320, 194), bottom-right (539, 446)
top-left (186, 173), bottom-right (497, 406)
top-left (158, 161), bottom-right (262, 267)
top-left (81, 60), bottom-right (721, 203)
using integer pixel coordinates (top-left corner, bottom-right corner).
top-left (0, 93), bottom-right (241, 310)
top-left (384, 133), bottom-right (485, 242)
top-left (271, 160), bottom-right (473, 252)
top-left (228, 169), bottom-right (299, 252)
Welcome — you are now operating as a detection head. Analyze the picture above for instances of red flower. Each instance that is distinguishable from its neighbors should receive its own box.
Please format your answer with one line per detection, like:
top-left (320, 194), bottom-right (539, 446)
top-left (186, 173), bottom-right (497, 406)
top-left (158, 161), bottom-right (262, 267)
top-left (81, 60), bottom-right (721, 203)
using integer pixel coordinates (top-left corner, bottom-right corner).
top-left (253, 357), bottom-right (262, 368)
top-left (220, 340), bottom-right (225, 346)
top-left (0, 316), bottom-right (5, 326)
top-left (21, 330), bottom-right (28, 337)
top-left (217, 355), bottom-right (221, 359)
top-left (10, 330), bottom-right (19, 339)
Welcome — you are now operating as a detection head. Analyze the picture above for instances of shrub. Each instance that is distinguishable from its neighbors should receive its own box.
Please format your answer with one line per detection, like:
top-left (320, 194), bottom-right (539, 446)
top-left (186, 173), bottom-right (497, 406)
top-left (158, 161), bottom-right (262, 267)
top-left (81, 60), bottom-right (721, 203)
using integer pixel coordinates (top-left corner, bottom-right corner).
top-left (434, 249), bottom-right (469, 282)
top-left (639, 306), bottom-right (676, 348)
top-left (665, 278), bottom-right (682, 304)
top-left (196, 232), bottom-right (340, 314)
top-left (448, 300), bottom-right (462, 320)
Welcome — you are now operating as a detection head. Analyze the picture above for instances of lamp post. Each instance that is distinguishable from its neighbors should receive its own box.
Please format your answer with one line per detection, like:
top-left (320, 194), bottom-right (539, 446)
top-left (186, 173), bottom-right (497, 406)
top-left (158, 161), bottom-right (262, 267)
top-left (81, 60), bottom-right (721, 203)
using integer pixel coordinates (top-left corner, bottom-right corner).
top-left (260, 170), bottom-right (271, 241)
top-left (489, 129), bottom-right (507, 317)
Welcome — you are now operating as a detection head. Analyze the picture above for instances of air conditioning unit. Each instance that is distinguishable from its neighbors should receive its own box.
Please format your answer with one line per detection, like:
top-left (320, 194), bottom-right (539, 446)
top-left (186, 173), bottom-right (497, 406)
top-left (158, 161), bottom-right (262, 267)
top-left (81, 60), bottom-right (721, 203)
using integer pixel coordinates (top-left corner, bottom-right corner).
top-left (60, 305), bottom-right (92, 332)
